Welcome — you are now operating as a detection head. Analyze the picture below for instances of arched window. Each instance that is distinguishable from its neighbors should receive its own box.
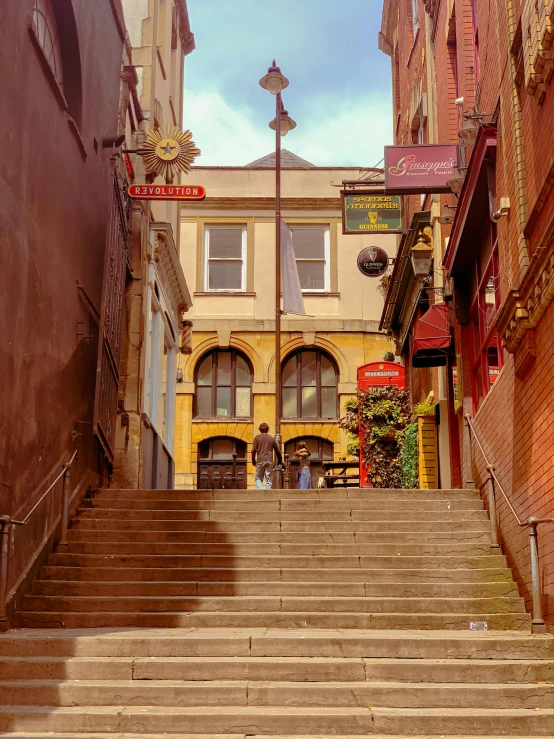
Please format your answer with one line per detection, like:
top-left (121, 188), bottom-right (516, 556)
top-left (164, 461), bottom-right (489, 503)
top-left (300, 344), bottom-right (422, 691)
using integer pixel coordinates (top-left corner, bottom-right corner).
top-left (195, 349), bottom-right (252, 418)
top-left (31, 0), bottom-right (83, 126)
top-left (33, 0), bottom-right (64, 91)
top-left (282, 350), bottom-right (338, 419)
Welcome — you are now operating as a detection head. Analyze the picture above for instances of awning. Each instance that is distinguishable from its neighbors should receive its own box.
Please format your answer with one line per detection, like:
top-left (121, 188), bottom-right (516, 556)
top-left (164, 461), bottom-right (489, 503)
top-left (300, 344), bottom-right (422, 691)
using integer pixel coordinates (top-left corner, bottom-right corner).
top-left (412, 303), bottom-right (451, 367)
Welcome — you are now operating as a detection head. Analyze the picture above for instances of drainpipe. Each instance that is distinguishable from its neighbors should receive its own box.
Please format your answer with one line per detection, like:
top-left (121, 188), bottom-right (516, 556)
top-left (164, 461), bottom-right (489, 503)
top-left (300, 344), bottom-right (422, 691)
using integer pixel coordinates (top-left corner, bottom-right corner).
top-left (505, 0), bottom-right (530, 278)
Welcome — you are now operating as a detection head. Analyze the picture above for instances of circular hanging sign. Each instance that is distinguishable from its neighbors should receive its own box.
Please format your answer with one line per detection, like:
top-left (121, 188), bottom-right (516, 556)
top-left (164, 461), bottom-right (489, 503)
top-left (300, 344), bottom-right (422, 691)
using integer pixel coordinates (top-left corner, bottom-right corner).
top-left (357, 247), bottom-right (389, 277)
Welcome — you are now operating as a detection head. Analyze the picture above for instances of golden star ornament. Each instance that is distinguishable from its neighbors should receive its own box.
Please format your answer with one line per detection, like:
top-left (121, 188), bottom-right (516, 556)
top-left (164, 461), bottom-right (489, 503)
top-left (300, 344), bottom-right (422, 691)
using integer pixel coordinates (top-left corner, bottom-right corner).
top-left (138, 125), bottom-right (201, 183)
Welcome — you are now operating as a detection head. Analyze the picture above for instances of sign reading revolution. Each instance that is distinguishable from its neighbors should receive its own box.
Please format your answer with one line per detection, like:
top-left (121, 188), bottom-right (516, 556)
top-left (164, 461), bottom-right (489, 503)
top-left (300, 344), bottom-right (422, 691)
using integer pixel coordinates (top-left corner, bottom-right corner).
top-left (342, 191), bottom-right (403, 234)
top-left (128, 184), bottom-right (206, 201)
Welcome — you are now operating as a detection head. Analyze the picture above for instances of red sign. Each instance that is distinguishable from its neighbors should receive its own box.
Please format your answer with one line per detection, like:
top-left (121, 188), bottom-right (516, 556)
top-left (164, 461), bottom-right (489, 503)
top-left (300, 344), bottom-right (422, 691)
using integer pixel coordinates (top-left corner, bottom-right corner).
top-left (128, 184), bottom-right (206, 201)
top-left (384, 144), bottom-right (457, 194)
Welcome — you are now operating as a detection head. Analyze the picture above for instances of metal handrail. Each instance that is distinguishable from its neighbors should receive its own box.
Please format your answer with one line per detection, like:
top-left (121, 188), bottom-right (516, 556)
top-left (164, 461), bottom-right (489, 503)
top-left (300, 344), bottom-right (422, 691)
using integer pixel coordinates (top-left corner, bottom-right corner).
top-left (464, 414), bottom-right (554, 632)
top-left (0, 451), bottom-right (78, 621)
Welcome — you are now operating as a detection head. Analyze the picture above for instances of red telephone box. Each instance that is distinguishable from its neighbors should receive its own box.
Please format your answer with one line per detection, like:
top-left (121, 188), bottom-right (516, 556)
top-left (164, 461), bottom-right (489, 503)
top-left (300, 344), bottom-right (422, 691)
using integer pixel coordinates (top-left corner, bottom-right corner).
top-left (357, 361), bottom-right (406, 487)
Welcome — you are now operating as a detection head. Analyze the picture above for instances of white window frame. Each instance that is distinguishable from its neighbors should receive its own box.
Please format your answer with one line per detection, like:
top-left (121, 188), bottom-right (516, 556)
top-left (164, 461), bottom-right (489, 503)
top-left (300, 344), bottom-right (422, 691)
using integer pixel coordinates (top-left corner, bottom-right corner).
top-left (204, 225), bottom-right (247, 292)
top-left (290, 224), bottom-right (331, 294)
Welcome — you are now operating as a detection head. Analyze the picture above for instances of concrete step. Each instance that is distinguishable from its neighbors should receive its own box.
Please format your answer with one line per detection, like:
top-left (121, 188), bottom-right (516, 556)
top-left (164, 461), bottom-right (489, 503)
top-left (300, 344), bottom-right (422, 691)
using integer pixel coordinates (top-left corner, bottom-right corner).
top-left (85, 498), bottom-right (483, 512)
top-left (2, 655), bottom-right (552, 684)
top-left (71, 518), bottom-right (490, 533)
top-left (76, 507), bottom-right (488, 522)
top-left (46, 553), bottom-right (508, 569)
top-left (30, 580), bottom-right (519, 598)
top-left (59, 541), bottom-right (492, 557)
top-left (21, 593), bottom-right (526, 615)
top-left (66, 528), bottom-right (491, 544)
top-left (0, 734), bottom-right (551, 739)
top-left (16, 610), bottom-right (530, 630)
top-left (0, 705), bottom-right (553, 735)
top-left (39, 565), bottom-right (516, 584)
top-left (2, 629), bottom-right (549, 659)
top-left (2, 678), bottom-right (554, 709)
top-left (93, 487), bottom-right (481, 500)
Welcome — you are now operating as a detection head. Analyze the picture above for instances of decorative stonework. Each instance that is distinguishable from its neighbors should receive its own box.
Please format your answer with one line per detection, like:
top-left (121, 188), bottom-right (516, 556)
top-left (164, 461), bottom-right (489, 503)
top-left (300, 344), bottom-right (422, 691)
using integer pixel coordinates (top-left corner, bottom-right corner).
top-left (496, 237), bottom-right (554, 353)
top-left (151, 224), bottom-right (191, 315)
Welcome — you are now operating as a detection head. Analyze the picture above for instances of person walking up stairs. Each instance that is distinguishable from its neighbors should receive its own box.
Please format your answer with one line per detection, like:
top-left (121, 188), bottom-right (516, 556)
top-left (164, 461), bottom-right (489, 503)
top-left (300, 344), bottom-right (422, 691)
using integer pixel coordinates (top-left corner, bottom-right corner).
top-left (1, 485), bottom-right (554, 736)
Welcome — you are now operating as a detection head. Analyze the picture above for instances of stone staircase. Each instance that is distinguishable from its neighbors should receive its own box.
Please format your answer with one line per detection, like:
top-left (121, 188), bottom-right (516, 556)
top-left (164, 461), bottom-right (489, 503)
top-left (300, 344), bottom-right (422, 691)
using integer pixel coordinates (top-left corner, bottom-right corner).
top-left (0, 485), bottom-right (553, 737)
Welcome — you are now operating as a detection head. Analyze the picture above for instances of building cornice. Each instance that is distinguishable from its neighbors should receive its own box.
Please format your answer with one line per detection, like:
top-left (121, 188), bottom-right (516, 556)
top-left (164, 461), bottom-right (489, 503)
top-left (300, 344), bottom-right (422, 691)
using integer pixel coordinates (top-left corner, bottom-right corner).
top-left (151, 223), bottom-right (192, 314)
top-left (181, 197), bottom-right (342, 211)
top-left (176, 0), bottom-right (195, 55)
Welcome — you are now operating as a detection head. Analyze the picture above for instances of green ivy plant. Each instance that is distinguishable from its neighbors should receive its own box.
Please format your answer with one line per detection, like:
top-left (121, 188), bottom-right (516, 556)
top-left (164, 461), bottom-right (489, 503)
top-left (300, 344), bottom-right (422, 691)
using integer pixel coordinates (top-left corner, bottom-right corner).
top-left (340, 387), bottom-right (411, 488)
top-left (400, 422), bottom-right (418, 488)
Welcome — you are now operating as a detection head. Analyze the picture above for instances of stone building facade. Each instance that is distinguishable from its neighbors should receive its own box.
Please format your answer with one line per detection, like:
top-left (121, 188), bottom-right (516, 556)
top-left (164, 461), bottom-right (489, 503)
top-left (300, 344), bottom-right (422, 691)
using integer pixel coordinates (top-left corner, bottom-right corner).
top-left (111, 0), bottom-right (195, 489)
top-left (380, 0), bottom-right (554, 627)
top-left (175, 154), bottom-right (396, 489)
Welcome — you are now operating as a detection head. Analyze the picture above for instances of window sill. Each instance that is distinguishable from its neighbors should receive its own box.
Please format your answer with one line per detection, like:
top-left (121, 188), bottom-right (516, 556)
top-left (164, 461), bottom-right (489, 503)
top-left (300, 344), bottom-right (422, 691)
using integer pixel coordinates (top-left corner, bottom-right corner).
top-left (194, 291), bottom-right (256, 297)
top-left (193, 417), bottom-right (253, 422)
top-left (301, 292), bottom-right (340, 297)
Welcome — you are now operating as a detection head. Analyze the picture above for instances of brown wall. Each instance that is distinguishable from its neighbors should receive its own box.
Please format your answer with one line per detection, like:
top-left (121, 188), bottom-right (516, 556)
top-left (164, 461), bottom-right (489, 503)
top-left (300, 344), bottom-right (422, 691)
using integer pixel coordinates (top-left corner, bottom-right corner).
top-left (0, 1), bottom-right (125, 599)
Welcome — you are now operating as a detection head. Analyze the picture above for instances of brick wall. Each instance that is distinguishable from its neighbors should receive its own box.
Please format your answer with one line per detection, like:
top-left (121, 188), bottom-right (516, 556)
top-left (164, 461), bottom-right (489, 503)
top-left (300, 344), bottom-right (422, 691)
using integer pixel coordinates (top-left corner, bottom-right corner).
top-left (468, 297), bottom-right (554, 625)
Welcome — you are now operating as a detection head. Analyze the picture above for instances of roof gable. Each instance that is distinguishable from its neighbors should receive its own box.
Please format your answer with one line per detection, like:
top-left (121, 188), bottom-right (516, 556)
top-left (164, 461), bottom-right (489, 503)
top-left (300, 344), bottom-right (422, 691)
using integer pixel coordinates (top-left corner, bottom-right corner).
top-left (245, 149), bottom-right (315, 168)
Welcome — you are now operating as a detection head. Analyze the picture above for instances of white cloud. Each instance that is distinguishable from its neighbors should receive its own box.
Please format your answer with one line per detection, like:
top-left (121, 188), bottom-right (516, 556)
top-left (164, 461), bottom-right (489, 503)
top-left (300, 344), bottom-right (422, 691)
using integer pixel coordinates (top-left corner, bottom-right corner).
top-left (183, 90), bottom-right (393, 168)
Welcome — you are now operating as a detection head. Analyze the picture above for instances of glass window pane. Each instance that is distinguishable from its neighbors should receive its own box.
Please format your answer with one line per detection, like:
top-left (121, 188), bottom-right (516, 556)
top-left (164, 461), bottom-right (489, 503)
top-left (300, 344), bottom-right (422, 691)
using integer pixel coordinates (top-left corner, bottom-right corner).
top-left (235, 386), bottom-right (251, 417)
top-left (282, 356), bottom-right (297, 386)
top-left (321, 386), bottom-right (337, 418)
top-left (320, 355), bottom-right (336, 385)
top-left (208, 228), bottom-right (243, 258)
top-left (301, 386), bottom-right (317, 417)
top-left (216, 352), bottom-right (232, 385)
top-left (321, 440), bottom-right (334, 459)
top-left (235, 355), bottom-right (252, 386)
top-left (291, 228), bottom-right (325, 259)
top-left (304, 438), bottom-right (320, 456)
top-left (297, 261), bottom-right (325, 290)
top-left (282, 387), bottom-right (298, 418)
top-left (208, 261), bottom-right (242, 290)
top-left (197, 355), bottom-right (213, 386)
top-left (196, 387), bottom-right (212, 417)
top-left (212, 438), bottom-right (234, 459)
top-left (215, 387), bottom-right (231, 417)
top-left (301, 352), bottom-right (317, 387)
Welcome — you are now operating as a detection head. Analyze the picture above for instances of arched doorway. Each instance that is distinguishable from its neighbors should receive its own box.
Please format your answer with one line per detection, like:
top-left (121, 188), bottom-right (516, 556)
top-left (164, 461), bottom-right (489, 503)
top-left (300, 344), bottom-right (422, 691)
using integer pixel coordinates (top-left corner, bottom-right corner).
top-left (284, 436), bottom-right (334, 488)
top-left (197, 437), bottom-right (247, 490)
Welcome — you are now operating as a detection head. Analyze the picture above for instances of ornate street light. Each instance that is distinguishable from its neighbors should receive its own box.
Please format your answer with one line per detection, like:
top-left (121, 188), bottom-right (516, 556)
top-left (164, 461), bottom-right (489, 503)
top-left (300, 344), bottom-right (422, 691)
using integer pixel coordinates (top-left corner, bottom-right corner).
top-left (259, 61), bottom-right (296, 486)
top-left (411, 230), bottom-right (434, 279)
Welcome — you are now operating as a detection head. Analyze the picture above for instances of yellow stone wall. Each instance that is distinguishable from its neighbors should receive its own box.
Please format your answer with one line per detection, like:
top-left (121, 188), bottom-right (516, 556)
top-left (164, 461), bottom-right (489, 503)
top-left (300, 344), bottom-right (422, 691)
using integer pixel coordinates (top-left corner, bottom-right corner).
top-left (174, 163), bottom-right (398, 489)
top-left (175, 329), bottom-right (391, 488)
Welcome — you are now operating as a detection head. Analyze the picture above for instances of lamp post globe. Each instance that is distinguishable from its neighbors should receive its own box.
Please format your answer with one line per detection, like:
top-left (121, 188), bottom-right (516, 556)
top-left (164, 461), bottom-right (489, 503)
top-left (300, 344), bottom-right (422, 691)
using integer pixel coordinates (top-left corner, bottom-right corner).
top-left (269, 111), bottom-right (296, 136)
top-left (259, 61), bottom-right (289, 95)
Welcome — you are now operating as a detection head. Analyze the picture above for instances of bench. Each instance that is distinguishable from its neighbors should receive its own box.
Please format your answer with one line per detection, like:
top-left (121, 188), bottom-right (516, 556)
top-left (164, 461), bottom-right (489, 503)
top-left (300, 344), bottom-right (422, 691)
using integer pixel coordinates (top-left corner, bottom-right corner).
top-left (323, 473), bottom-right (360, 488)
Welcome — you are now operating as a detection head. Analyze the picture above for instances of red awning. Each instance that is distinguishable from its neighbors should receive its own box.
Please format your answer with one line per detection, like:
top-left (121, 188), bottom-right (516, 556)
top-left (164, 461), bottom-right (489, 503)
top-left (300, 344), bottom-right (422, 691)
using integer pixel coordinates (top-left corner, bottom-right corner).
top-left (413, 303), bottom-right (451, 357)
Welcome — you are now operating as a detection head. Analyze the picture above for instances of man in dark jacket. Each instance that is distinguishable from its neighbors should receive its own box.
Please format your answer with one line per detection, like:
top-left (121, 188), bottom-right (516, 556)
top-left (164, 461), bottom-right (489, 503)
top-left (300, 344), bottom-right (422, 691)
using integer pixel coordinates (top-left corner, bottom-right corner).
top-left (251, 422), bottom-right (282, 490)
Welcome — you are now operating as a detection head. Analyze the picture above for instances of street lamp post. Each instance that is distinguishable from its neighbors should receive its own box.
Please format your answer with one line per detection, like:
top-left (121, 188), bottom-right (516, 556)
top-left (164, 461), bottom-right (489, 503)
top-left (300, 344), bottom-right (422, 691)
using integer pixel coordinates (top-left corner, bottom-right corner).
top-left (260, 61), bottom-right (296, 487)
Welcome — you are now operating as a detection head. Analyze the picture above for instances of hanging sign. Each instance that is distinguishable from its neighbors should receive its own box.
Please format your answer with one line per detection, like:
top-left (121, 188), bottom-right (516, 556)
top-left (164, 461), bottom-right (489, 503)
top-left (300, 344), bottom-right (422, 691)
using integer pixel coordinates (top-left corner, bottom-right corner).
top-left (384, 144), bottom-right (457, 193)
top-left (128, 184), bottom-right (206, 201)
top-left (342, 191), bottom-right (403, 234)
top-left (137, 124), bottom-right (201, 181)
top-left (357, 247), bottom-right (389, 278)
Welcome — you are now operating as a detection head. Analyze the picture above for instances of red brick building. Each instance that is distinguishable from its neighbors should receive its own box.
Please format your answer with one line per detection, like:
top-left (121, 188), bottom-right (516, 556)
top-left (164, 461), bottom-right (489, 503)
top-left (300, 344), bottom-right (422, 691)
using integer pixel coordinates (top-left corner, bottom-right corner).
top-left (380, 0), bottom-right (554, 627)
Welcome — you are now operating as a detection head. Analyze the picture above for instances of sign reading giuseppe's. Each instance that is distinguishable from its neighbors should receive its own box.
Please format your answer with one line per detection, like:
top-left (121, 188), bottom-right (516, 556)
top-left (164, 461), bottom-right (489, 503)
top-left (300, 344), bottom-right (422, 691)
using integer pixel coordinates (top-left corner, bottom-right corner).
top-left (128, 184), bottom-right (206, 201)
top-left (384, 144), bottom-right (457, 194)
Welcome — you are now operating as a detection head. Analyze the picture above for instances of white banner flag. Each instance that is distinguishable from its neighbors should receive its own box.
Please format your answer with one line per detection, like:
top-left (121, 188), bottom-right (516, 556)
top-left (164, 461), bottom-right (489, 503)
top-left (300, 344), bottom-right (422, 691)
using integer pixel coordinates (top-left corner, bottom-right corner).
top-left (280, 219), bottom-right (306, 315)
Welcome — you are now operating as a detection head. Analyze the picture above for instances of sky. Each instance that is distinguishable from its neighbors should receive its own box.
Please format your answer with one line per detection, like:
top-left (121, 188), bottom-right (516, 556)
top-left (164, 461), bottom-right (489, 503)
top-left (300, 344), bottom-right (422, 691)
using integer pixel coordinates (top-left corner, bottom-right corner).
top-left (183, 1), bottom-right (393, 168)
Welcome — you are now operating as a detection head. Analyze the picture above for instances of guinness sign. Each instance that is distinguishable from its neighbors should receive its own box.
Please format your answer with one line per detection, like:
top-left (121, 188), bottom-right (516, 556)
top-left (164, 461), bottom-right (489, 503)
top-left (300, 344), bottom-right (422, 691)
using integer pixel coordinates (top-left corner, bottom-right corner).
top-left (357, 247), bottom-right (389, 278)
